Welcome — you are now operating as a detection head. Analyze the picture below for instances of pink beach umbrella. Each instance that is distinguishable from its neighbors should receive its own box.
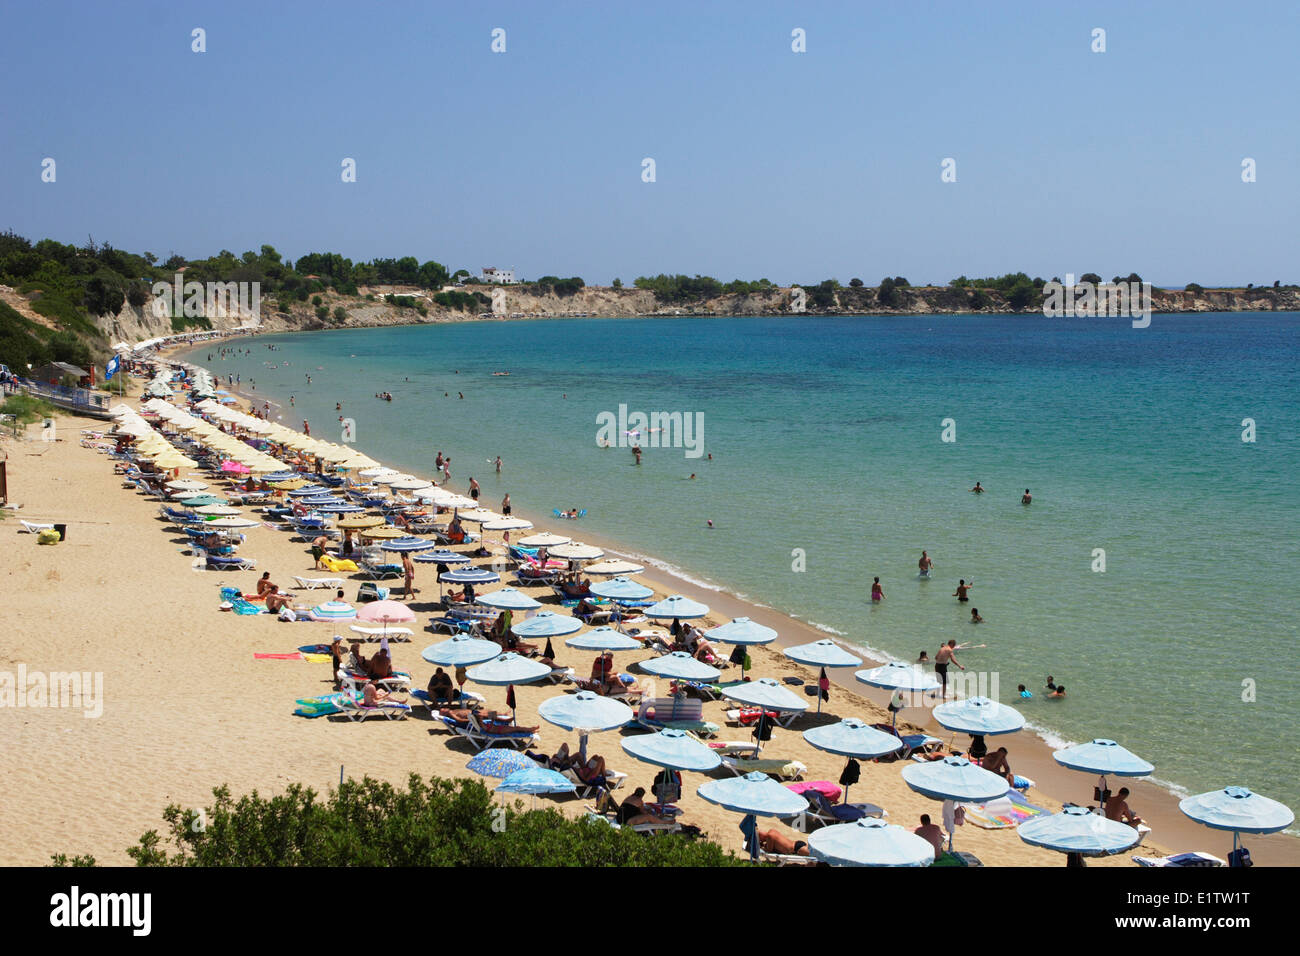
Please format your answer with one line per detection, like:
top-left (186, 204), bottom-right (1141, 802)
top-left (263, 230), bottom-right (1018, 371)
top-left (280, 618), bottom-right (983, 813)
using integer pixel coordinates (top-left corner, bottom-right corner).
top-left (220, 460), bottom-right (251, 474)
top-left (357, 599), bottom-right (416, 636)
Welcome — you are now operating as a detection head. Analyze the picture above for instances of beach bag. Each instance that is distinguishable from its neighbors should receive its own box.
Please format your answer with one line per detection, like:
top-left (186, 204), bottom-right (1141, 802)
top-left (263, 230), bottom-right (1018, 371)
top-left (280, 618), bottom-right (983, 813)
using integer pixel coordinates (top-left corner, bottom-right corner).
top-left (279, 607), bottom-right (297, 622)
top-left (1228, 848), bottom-right (1253, 868)
top-left (37, 529), bottom-right (61, 545)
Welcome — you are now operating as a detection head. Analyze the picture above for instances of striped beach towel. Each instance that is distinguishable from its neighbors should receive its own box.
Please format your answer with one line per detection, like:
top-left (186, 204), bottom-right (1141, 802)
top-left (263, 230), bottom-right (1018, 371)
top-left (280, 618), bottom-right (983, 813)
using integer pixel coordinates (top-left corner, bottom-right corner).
top-left (960, 789), bottom-right (1048, 829)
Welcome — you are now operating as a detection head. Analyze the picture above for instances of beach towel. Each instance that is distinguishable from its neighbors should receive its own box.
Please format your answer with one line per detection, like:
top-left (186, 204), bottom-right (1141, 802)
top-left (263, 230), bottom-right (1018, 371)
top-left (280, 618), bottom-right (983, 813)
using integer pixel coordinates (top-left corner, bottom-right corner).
top-left (254, 652), bottom-right (304, 661)
top-left (294, 691), bottom-right (358, 717)
top-left (959, 788), bottom-right (1049, 829)
top-left (302, 653), bottom-right (332, 663)
top-left (219, 587), bottom-right (264, 615)
top-left (786, 780), bottom-right (843, 803)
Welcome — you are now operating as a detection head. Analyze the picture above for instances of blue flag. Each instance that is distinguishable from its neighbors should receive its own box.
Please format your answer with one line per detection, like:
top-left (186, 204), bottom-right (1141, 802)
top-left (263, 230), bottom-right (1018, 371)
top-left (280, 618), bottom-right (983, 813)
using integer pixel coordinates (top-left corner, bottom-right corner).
top-left (105, 355), bottom-right (120, 380)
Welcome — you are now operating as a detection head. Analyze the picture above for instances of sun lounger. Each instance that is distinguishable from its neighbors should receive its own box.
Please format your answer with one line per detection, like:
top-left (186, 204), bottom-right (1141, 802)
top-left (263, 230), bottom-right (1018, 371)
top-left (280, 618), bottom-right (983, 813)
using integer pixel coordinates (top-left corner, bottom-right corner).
top-left (933, 850), bottom-right (984, 867)
top-left (871, 723), bottom-right (943, 761)
top-left (636, 697), bottom-right (720, 737)
top-left (563, 767), bottom-right (628, 799)
top-left (207, 554), bottom-right (256, 571)
top-left (19, 520), bottom-right (55, 534)
top-left (359, 557), bottom-right (403, 580)
top-left (430, 616), bottom-right (479, 636)
top-left (798, 789), bottom-right (886, 829)
top-left (453, 712), bottom-right (540, 751)
top-left (720, 755), bottom-right (807, 780)
top-left (583, 808), bottom-right (681, 836)
top-left (347, 625), bottom-right (413, 642)
top-left (336, 695), bottom-right (410, 721)
top-left (411, 688), bottom-right (485, 709)
top-left (1133, 852), bottom-right (1225, 868)
top-left (341, 669), bottom-right (412, 695)
top-left (293, 575), bottom-right (344, 590)
top-left (725, 707), bottom-right (802, 728)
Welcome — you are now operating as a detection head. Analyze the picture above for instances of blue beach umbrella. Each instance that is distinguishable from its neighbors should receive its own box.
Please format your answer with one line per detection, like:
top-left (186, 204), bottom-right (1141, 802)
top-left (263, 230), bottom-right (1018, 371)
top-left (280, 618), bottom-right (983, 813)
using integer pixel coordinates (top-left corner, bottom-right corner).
top-left (413, 550), bottom-right (472, 565)
top-left (565, 627), bottom-right (643, 652)
top-left (466, 748), bottom-right (535, 779)
top-left (722, 678), bottom-right (808, 714)
top-left (422, 635), bottom-right (503, 667)
top-left (380, 536), bottom-right (437, 552)
top-left (180, 494), bottom-right (225, 507)
top-left (1180, 786), bottom-right (1296, 864)
top-left (510, 611), bottom-right (582, 639)
top-left (589, 576), bottom-right (654, 601)
top-left (621, 729), bottom-right (722, 773)
top-left (638, 651), bottom-right (721, 682)
top-left (317, 502), bottom-right (363, 513)
top-left (804, 718), bottom-right (903, 802)
top-left (496, 766), bottom-right (577, 798)
top-left (309, 600), bottom-right (357, 621)
top-left (467, 652), bottom-right (553, 686)
top-left (784, 639), bottom-right (863, 669)
top-left (705, 617), bottom-right (777, 646)
top-left (1053, 738), bottom-right (1154, 802)
top-left (440, 568), bottom-right (501, 584)
top-left (856, 662), bottom-right (941, 727)
top-left (476, 587), bottom-right (543, 611)
top-left (808, 818), bottom-right (936, 868)
top-left (538, 690), bottom-right (634, 762)
top-left (644, 595), bottom-right (709, 620)
top-left (287, 485), bottom-right (333, 497)
top-left (933, 696), bottom-right (1025, 738)
top-left (901, 756), bottom-right (1010, 852)
top-left (698, 771), bottom-right (809, 862)
top-left (1018, 805), bottom-right (1142, 864)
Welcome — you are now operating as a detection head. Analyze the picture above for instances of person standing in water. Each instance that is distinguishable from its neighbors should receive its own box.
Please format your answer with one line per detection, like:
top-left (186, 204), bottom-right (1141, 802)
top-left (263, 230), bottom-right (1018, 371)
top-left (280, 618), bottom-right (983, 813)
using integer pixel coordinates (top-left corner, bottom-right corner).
top-left (954, 579), bottom-right (972, 602)
top-left (1022, 488), bottom-right (1032, 504)
top-left (934, 640), bottom-right (965, 699)
top-left (918, 551), bottom-right (934, 575)
top-left (501, 493), bottom-right (511, 516)
top-left (871, 577), bottom-right (885, 602)
top-left (971, 481), bottom-right (984, 493)
top-left (469, 477), bottom-right (480, 501)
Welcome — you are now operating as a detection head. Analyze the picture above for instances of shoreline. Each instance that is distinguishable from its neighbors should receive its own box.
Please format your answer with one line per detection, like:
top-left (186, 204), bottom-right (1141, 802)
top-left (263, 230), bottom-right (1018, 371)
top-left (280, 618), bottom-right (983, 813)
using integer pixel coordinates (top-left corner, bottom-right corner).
top-left (159, 336), bottom-right (1300, 865)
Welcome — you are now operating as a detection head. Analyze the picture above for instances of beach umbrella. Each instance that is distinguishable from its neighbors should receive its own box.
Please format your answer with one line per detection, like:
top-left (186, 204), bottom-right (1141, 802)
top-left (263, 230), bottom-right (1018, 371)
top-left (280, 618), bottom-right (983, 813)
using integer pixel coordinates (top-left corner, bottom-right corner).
top-left (1018, 805), bottom-right (1143, 864)
top-left (359, 526), bottom-right (407, 540)
top-left (388, 478), bottom-right (433, 491)
top-left (466, 749), bottom-right (535, 779)
top-left (165, 479), bottom-right (208, 492)
top-left (195, 504), bottom-right (241, 516)
top-left (467, 652), bottom-right (553, 687)
top-left (495, 766), bottom-right (577, 803)
top-left (458, 509), bottom-right (503, 524)
top-left (565, 628), bottom-right (643, 652)
top-left (287, 485), bottom-right (332, 497)
top-left (483, 518), bottom-right (533, 532)
top-left (373, 472), bottom-right (417, 484)
top-left (1053, 738), bottom-right (1154, 804)
top-left (584, 559), bottom-right (645, 577)
top-left (335, 515), bottom-right (385, 530)
top-left (638, 651), bottom-right (720, 682)
top-left (901, 756), bottom-right (1009, 851)
top-left (359, 467), bottom-right (398, 480)
top-left (808, 818), bottom-right (936, 868)
top-left (476, 588), bottom-right (543, 612)
top-left (698, 772), bottom-right (809, 862)
top-left (179, 495), bottom-right (225, 507)
top-left (335, 452), bottom-right (382, 470)
top-left (784, 639), bottom-right (863, 669)
top-left (310, 600), bottom-right (357, 621)
top-left (644, 595), bottom-right (709, 620)
top-left (379, 536), bottom-right (437, 553)
top-left (589, 577), bottom-right (654, 602)
top-left (357, 600), bottom-right (416, 626)
top-left (549, 542), bottom-right (605, 562)
top-left (705, 617), bottom-right (776, 677)
top-left (440, 568), bottom-right (502, 584)
top-left (317, 502), bottom-right (364, 513)
top-left (423, 636), bottom-right (503, 668)
top-left (437, 495), bottom-right (479, 510)
top-left (518, 532), bottom-right (571, 549)
top-left (220, 460), bottom-right (251, 474)
top-left (203, 516), bottom-right (259, 529)
top-left (933, 696), bottom-right (1025, 738)
top-left (803, 717), bottom-right (902, 801)
top-left (621, 729), bottom-right (722, 773)
top-left (413, 550), bottom-right (472, 565)
top-left (856, 662), bottom-right (940, 727)
top-left (511, 611), bottom-right (582, 639)
top-left (1179, 786), bottom-right (1295, 864)
top-left (271, 478), bottom-right (308, 490)
top-left (722, 677), bottom-right (808, 715)
top-left (538, 690), bottom-right (634, 762)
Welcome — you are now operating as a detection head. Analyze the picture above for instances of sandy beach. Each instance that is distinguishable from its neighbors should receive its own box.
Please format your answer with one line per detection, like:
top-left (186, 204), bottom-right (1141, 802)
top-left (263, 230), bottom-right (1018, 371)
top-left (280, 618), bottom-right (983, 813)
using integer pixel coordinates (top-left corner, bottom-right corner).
top-left (2, 375), bottom-right (1296, 868)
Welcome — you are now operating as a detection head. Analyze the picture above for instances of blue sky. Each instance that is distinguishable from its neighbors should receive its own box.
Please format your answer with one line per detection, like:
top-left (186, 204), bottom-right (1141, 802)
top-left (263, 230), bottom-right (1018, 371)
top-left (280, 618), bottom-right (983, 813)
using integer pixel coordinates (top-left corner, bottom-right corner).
top-left (2, 0), bottom-right (1297, 286)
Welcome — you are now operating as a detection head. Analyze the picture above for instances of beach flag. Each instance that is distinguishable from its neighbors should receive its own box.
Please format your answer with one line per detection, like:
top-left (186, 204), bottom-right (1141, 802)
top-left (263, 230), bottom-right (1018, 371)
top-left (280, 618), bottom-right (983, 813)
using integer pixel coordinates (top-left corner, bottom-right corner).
top-left (506, 683), bottom-right (516, 711)
top-left (105, 355), bottom-right (121, 380)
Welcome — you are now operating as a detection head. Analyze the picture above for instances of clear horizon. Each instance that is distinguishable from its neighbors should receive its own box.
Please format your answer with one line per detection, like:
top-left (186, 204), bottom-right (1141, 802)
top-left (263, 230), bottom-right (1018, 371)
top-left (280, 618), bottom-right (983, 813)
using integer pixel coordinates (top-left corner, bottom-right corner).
top-left (2, 0), bottom-right (1297, 287)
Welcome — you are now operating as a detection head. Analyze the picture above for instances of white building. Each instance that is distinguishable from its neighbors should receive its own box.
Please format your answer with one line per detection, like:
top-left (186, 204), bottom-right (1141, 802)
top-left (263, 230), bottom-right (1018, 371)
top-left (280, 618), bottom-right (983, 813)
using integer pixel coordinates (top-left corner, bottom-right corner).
top-left (481, 267), bottom-right (516, 285)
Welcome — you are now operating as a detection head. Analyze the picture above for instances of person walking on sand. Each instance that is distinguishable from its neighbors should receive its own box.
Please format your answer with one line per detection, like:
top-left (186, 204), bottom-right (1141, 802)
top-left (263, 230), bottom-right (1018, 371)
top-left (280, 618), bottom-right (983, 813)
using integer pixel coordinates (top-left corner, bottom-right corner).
top-left (953, 579), bottom-right (973, 602)
top-left (1022, 488), bottom-right (1032, 504)
top-left (934, 640), bottom-right (965, 699)
top-left (871, 577), bottom-right (885, 602)
top-left (402, 552), bottom-right (416, 597)
top-left (918, 551), bottom-right (934, 575)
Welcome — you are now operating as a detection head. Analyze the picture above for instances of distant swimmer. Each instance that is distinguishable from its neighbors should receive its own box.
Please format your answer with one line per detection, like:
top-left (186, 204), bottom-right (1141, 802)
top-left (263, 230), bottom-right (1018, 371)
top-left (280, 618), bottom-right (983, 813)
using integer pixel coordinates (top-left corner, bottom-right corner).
top-left (1046, 675), bottom-right (1057, 692)
top-left (871, 577), bottom-right (885, 602)
top-left (1022, 488), bottom-right (1032, 504)
top-left (1017, 684), bottom-right (1033, 699)
top-left (495, 456), bottom-right (502, 473)
top-left (971, 482), bottom-right (984, 494)
top-left (688, 473), bottom-right (696, 479)
top-left (970, 607), bottom-right (983, 623)
top-left (918, 551), bottom-right (934, 575)
top-left (953, 579), bottom-right (973, 602)
top-left (1048, 684), bottom-right (1066, 699)
top-left (917, 651), bottom-right (930, 664)
top-left (706, 519), bottom-right (713, 528)
top-left (458, 392), bottom-right (464, 400)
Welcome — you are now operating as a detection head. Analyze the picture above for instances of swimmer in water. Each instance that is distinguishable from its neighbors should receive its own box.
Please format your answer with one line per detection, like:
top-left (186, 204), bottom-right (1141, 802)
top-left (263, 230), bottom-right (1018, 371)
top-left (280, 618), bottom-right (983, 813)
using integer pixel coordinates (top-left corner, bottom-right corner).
top-left (706, 519), bottom-right (713, 528)
top-left (1022, 488), bottom-right (1032, 504)
top-left (970, 607), bottom-right (983, 623)
top-left (871, 577), bottom-right (884, 602)
top-left (971, 481), bottom-right (984, 493)
top-left (953, 579), bottom-right (972, 602)
top-left (688, 474), bottom-right (696, 479)
top-left (1018, 684), bottom-right (1033, 699)
top-left (918, 551), bottom-right (934, 575)
top-left (1048, 683), bottom-right (1066, 699)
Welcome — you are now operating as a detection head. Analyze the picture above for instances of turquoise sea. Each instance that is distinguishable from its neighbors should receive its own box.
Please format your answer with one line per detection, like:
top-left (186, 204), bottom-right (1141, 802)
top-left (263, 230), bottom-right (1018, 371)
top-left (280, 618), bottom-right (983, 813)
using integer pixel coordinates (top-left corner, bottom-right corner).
top-left (182, 312), bottom-right (1300, 814)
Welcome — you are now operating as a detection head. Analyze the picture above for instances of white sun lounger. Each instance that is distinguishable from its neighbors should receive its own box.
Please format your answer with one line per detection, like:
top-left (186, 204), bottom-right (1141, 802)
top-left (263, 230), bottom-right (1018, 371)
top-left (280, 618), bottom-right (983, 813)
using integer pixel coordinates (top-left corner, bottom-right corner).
top-left (293, 575), bottom-right (344, 590)
top-left (1133, 851), bottom-right (1224, 867)
top-left (19, 520), bottom-right (55, 534)
top-left (336, 695), bottom-right (410, 721)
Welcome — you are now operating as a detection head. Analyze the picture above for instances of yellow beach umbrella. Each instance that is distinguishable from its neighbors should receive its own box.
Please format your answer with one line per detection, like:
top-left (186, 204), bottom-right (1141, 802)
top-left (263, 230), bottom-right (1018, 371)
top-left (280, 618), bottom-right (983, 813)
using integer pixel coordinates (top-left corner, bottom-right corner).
top-left (359, 526), bottom-right (407, 539)
top-left (336, 515), bottom-right (386, 530)
top-left (272, 478), bottom-right (308, 491)
top-left (151, 452), bottom-right (198, 469)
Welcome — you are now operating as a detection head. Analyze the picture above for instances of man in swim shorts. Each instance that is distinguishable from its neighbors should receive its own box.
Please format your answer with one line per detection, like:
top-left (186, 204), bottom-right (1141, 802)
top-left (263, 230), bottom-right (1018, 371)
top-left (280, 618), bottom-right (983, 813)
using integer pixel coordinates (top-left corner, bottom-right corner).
top-left (953, 579), bottom-right (972, 602)
top-left (919, 551), bottom-right (934, 575)
top-left (934, 640), bottom-right (965, 698)
top-left (971, 482), bottom-right (984, 493)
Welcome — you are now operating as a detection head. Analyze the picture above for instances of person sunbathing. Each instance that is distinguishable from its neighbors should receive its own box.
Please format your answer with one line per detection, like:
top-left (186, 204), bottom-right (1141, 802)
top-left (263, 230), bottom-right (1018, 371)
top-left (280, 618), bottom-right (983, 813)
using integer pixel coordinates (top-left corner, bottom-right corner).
top-left (617, 787), bottom-right (675, 827)
top-left (367, 649), bottom-right (394, 679)
top-left (981, 747), bottom-right (1014, 784)
top-left (256, 572), bottom-right (275, 597)
top-left (347, 641), bottom-right (368, 673)
top-left (575, 598), bottom-right (603, 618)
top-left (362, 681), bottom-right (404, 707)
top-left (446, 587), bottom-right (466, 603)
top-left (479, 711), bottom-right (539, 736)
top-left (265, 585), bottom-right (294, 613)
top-left (914, 814), bottom-right (945, 859)
top-left (574, 754), bottom-right (614, 789)
top-left (757, 828), bottom-right (809, 856)
top-left (1105, 787), bottom-right (1144, 828)
top-left (547, 742), bottom-right (573, 771)
top-left (427, 668), bottom-right (455, 703)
